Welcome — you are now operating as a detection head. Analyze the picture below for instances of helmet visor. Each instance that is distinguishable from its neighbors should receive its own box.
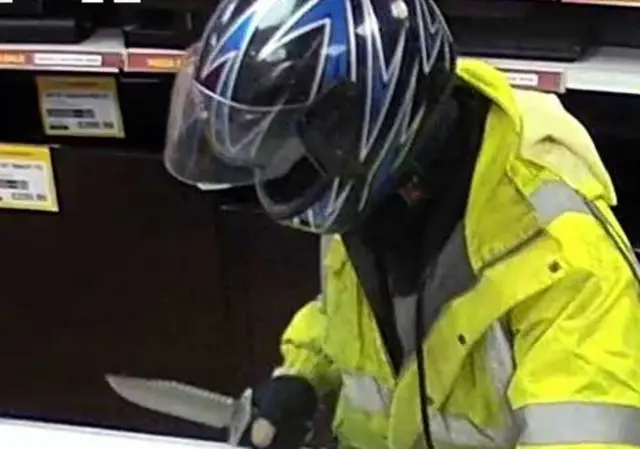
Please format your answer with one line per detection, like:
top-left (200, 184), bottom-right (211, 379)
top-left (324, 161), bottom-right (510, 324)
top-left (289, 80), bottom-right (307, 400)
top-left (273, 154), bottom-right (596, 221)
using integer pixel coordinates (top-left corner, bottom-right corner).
top-left (163, 46), bottom-right (308, 189)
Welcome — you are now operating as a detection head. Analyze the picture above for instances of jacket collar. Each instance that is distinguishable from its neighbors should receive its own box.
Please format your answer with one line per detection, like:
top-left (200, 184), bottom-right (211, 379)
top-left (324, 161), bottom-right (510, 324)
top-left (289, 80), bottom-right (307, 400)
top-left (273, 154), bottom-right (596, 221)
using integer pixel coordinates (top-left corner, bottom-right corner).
top-left (454, 59), bottom-right (541, 272)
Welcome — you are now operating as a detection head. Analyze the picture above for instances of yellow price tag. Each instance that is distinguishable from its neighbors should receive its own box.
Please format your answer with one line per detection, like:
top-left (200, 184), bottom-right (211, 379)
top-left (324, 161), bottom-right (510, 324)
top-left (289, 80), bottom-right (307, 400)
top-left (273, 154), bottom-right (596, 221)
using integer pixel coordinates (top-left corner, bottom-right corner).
top-left (0, 143), bottom-right (58, 212)
top-left (36, 76), bottom-right (125, 138)
top-left (145, 55), bottom-right (185, 71)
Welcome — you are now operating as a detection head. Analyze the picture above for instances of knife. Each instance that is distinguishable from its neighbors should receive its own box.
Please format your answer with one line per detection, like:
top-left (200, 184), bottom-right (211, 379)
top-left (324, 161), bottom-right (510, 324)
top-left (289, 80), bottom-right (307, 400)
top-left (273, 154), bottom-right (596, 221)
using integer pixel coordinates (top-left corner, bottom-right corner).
top-left (105, 374), bottom-right (253, 446)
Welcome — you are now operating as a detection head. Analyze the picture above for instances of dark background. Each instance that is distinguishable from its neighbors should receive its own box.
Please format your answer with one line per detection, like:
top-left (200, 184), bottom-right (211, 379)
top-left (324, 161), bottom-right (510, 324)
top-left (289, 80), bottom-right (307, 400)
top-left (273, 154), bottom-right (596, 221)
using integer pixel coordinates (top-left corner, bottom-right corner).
top-left (0, 70), bottom-right (320, 439)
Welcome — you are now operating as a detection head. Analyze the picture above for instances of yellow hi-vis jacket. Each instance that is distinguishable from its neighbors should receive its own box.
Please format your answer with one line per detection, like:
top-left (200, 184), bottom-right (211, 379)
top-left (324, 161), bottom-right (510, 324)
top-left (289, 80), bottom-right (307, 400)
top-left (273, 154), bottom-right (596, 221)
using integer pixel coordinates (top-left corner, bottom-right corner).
top-left (274, 59), bottom-right (640, 449)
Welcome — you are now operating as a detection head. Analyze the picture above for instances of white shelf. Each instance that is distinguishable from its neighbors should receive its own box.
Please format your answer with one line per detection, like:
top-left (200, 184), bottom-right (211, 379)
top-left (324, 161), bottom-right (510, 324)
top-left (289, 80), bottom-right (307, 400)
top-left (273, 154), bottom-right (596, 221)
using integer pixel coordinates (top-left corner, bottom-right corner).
top-left (481, 46), bottom-right (640, 96)
top-left (0, 418), bottom-right (225, 449)
top-left (564, 0), bottom-right (640, 6)
top-left (0, 28), bottom-right (638, 96)
top-left (0, 28), bottom-right (124, 72)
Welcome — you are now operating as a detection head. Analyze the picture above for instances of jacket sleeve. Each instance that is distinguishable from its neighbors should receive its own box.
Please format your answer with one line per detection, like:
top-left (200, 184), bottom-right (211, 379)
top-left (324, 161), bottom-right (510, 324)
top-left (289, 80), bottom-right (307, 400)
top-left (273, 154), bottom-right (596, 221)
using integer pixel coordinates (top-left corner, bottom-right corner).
top-left (273, 236), bottom-right (342, 395)
top-left (274, 298), bottom-right (341, 395)
top-left (507, 211), bottom-right (640, 448)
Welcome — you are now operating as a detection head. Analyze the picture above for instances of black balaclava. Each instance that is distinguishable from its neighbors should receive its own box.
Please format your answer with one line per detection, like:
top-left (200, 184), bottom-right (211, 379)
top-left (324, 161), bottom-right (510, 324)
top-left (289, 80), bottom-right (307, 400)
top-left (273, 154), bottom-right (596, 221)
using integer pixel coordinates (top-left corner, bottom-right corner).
top-left (344, 80), bottom-right (491, 370)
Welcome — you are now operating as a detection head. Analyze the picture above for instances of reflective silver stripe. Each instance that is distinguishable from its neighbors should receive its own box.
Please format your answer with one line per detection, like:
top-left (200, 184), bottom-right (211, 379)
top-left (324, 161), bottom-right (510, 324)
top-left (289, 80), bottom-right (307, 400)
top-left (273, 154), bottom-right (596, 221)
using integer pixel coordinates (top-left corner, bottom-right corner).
top-left (426, 322), bottom-right (518, 447)
top-left (485, 322), bottom-right (519, 445)
top-left (528, 181), bottom-right (590, 226)
top-left (427, 409), bottom-right (511, 447)
top-left (528, 180), bottom-right (640, 284)
top-left (350, 323), bottom-right (519, 448)
top-left (319, 235), bottom-right (334, 305)
top-left (341, 373), bottom-right (391, 412)
top-left (343, 372), bottom-right (514, 448)
top-left (516, 403), bottom-right (640, 445)
top-left (394, 222), bottom-right (477, 359)
top-left (486, 321), bottom-right (514, 396)
top-left (585, 200), bottom-right (640, 283)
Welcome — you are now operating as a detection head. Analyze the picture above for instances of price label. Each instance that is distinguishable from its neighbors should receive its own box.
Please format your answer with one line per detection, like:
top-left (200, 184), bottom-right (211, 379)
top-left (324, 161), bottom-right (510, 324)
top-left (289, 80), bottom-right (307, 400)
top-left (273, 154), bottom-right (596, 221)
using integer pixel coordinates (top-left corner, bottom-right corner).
top-left (504, 69), bottom-right (565, 93)
top-left (145, 55), bottom-right (184, 70)
top-left (504, 71), bottom-right (540, 89)
top-left (126, 51), bottom-right (186, 73)
top-left (0, 144), bottom-right (58, 212)
top-left (33, 52), bottom-right (103, 67)
top-left (36, 76), bottom-right (125, 138)
top-left (0, 51), bottom-right (28, 67)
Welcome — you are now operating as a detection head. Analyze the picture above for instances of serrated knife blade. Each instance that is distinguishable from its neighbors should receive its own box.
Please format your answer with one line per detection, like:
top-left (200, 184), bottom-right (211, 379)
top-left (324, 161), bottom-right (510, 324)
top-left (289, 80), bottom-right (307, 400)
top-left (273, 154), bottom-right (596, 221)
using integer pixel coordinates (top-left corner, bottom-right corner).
top-left (105, 374), bottom-right (241, 429)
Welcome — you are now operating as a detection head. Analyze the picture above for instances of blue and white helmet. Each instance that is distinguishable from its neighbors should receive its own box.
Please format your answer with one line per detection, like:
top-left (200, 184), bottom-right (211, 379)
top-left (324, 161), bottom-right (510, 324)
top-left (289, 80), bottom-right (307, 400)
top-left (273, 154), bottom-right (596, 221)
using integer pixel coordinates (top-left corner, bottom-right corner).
top-left (164, 0), bottom-right (455, 234)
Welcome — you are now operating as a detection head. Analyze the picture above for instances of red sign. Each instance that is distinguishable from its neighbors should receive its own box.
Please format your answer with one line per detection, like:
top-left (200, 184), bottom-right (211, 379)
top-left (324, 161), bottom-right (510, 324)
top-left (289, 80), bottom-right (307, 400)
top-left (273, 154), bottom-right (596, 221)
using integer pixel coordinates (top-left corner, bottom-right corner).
top-left (126, 51), bottom-right (186, 73)
top-left (0, 51), bottom-right (28, 67)
top-left (501, 69), bottom-right (565, 93)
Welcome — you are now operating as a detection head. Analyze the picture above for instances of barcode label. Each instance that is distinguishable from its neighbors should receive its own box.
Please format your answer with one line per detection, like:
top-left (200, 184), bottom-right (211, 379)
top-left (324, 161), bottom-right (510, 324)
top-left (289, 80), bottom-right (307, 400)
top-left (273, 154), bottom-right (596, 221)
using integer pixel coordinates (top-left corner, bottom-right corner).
top-left (79, 121), bottom-right (101, 129)
top-left (0, 167), bottom-right (47, 203)
top-left (46, 92), bottom-right (110, 100)
top-left (0, 147), bottom-right (58, 212)
top-left (9, 192), bottom-right (46, 202)
top-left (46, 108), bottom-right (114, 131)
top-left (77, 120), bottom-right (115, 129)
top-left (37, 76), bottom-right (124, 138)
top-left (11, 192), bottom-right (33, 201)
top-left (50, 122), bottom-right (69, 131)
top-left (46, 108), bottom-right (95, 119)
top-left (0, 178), bottom-right (29, 190)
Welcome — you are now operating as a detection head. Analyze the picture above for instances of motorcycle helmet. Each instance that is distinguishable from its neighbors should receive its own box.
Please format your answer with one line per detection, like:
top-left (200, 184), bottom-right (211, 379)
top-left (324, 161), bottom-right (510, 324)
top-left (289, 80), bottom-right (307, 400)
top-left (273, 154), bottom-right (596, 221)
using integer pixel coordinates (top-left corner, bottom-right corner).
top-left (164, 0), bottom-right (456, 234)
